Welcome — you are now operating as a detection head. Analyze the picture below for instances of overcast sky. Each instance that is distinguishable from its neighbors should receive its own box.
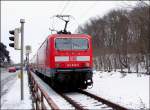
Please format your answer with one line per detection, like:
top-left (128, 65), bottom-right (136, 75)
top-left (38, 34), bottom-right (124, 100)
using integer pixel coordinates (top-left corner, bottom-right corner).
top-left (1, 1), bottom-right (140, 63)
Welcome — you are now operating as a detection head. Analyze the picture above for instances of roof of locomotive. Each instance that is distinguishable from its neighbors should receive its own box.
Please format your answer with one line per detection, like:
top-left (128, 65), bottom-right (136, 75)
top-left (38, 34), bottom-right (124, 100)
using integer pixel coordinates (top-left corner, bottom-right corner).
top-left (47, 34), bottom-right (92, 39)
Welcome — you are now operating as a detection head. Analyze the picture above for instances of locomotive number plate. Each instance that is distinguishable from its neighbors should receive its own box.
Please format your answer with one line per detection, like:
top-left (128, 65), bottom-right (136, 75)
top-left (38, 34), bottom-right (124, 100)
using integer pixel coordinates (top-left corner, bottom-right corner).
top-left (69, 56), bottom-right (77, 61)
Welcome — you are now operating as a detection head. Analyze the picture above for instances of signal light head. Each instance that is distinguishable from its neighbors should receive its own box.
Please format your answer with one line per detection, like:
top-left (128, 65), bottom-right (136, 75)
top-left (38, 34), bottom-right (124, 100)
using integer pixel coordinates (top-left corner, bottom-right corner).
top-left (8, 28), bottom-right (20, 49)
top-left (9, 43), bottom-right (14, 47)
top-left (9, 37), bottom-right (14, 41)
top-left (9, 30), bottom-right (15, 35)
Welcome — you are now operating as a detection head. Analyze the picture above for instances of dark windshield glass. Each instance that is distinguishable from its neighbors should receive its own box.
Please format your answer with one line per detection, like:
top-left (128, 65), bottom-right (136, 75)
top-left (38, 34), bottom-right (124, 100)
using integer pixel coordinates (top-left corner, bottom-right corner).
top-left (55, 38), bottom-right (88, 50)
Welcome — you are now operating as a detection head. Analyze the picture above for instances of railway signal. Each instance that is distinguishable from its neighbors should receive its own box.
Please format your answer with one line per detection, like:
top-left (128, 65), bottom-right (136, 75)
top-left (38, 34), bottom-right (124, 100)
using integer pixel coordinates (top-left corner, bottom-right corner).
top-left (9, 28), bottom-right (20, 49)
top-left (8, 19), bottom-right (25, 100)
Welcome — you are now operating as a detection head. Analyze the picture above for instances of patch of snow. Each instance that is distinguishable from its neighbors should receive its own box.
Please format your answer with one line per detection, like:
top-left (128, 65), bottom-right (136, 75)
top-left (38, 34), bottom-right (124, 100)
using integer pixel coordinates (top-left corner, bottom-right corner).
top-left (32, 72), bottom-right (74, 109)
top-left (87, 71), bottom-right (150, 109)
top-left (66, 92), bottom-right (112, 109)
top-left (2, 69), bottom-right (148, 109)
top-left (1, 71), bottom-right (32, 109)
top-left (1, 71), bottom-right (18, 97)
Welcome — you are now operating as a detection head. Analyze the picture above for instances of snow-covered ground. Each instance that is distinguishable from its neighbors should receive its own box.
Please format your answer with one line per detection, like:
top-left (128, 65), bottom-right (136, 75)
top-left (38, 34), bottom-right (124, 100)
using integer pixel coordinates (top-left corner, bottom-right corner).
top-left (1, 69), bottom-right (18, 97)
top-left (86, 71), bottom-right (150, 109)
top-left (1, 69), bottom-right (149, 109)
top-left (32, 70), bottom-right (150, 109)
top-left (1, 71), bottom-right (32, 109)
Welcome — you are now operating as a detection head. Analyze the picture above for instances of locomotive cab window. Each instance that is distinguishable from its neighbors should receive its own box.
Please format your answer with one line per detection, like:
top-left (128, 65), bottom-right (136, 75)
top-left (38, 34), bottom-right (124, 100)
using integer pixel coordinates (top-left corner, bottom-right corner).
top-left (55, 38), bottom-right (89, 50)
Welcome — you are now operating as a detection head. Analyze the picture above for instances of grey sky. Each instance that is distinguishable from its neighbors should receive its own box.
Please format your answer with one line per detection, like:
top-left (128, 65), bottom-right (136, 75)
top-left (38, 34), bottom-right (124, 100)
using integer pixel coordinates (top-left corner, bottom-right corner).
top-left (1, 1), bottom-right (139, 63)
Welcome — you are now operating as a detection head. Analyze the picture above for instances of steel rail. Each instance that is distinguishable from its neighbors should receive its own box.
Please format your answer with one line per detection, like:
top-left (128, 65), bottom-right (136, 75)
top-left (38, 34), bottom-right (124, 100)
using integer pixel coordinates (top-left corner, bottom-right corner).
top-left (78, 90), bottom-right (128, 110)
top-left (58, 92), bottom-right (84, 110)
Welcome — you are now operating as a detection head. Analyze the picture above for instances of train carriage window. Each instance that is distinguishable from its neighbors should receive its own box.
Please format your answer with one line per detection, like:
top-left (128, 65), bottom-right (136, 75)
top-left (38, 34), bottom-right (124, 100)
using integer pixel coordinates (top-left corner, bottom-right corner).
top-left (55, 38), bottom-right (88, 50)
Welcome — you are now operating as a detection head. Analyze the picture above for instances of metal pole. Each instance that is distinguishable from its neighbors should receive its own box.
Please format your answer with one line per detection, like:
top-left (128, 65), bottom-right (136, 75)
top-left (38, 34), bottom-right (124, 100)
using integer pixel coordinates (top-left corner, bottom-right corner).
top-left (20, 19), bottom-right (25, 100)
top-left (27, 53), bottom-right (29, 65)
top-left (27, 53), bottom-right (29, 71)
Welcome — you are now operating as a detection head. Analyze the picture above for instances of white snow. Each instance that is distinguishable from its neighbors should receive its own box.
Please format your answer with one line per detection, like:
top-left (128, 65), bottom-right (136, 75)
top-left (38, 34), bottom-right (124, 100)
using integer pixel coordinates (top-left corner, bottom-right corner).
top-left (1, 71), bottom-right (32, 109)
top-left (66, 92), bottom-right (112, 109)
top-left (87, 71), bottom-right (150, 109)
top-left (31, 72), bottom-right (74, 109)
top-left (32, 70), bottom-right (149, 109)
top-left (1, 70), bottom-right (18, 97)
top-left (1, 69), bottom-right (149, 109)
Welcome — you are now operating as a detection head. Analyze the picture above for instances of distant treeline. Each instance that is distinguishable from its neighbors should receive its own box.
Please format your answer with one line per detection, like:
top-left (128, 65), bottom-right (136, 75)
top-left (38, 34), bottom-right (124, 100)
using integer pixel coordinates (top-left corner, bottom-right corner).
top-left (77, 2), bottom-right (150, 73)
top-left (0, 42), bottom-right (10, 67)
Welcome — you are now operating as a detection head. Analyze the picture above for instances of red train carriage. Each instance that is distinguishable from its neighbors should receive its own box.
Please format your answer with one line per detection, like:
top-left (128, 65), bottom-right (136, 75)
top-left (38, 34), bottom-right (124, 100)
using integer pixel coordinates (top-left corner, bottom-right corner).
top-left (31, 34), bottom-right (93, 89)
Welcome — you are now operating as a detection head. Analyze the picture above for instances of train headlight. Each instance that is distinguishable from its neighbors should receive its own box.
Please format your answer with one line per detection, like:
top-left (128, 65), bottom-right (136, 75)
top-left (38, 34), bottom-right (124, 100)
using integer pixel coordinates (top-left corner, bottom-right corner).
top-left (56, 63), bottom-right (60, 68)
top-left (85, 62), bottom-right (90, 67)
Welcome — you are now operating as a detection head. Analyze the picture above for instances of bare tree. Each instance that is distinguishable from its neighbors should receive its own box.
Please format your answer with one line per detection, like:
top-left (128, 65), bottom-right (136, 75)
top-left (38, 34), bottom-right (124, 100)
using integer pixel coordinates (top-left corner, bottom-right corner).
top-left (76, 3), bottom-right (150, 74)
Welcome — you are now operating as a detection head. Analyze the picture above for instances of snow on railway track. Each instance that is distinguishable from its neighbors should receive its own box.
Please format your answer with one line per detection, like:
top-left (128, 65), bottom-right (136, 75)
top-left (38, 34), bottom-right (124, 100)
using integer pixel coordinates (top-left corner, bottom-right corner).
top-left (30, 71), bottom-right (128, 109)
top-left (59, 92), bottom-right (112, 109)
top-left (57, 90), bottom-right (128, 110)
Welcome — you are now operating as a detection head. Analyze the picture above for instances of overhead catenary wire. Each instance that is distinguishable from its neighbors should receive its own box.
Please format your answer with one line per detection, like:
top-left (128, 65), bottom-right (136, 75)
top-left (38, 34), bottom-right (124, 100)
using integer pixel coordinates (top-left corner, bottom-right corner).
top-left (50, 1), bottom-right (96, 34)
top-left (60, 0), bottom-right (70, 15)
top-left (66, 1), bottom-right (97, 33)
top-left (78, 2), bottom-right (97, 23)
top-left (49, 17), bottom-right (58, 34)
top-left (49, 1), bottom-right (71, 33)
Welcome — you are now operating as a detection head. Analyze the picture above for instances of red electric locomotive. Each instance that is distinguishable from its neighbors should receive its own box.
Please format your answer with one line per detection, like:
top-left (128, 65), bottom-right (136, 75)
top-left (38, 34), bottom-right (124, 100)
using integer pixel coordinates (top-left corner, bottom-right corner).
top-left (30, 15), bottom-right (93, 89)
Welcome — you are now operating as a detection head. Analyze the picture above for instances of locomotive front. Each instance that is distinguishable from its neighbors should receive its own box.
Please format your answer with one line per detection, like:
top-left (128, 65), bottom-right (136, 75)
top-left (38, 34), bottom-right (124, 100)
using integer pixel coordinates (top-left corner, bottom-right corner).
top-left (51, 34), bottom-right (93, 89)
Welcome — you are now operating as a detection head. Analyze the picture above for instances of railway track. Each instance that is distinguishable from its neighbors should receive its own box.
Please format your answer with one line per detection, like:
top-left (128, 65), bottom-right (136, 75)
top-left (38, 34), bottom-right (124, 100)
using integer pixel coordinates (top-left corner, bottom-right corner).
top-left (31, 71), bottom-right (128, 110)
top-left (57, 90), bottom-right (128, 110)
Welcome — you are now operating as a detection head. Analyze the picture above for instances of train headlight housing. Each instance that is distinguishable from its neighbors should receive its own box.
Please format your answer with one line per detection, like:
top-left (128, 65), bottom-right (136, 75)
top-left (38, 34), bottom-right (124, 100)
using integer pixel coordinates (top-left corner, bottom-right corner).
top-left (56, 63), bottom-right (60, 68)
top-left (85, 62), bottom-right (90, 67)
